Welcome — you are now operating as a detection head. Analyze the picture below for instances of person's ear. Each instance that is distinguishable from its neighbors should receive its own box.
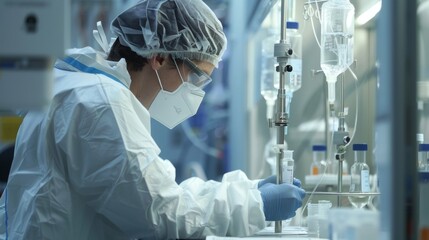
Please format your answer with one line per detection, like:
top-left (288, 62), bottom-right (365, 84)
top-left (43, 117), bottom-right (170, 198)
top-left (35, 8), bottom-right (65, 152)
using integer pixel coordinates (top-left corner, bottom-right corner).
top-left (148, 56), bottom-right (167, 71)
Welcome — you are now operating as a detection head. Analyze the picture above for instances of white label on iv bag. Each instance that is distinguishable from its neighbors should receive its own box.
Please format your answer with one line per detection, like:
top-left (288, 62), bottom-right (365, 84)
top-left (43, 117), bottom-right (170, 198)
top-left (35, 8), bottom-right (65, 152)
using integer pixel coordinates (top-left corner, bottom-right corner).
top-left (288, 59), bottom-right (302, 87)
top-left (282, 160), bottom-right (294, 184)
top-left (361, 170), bottom-right (370, 192)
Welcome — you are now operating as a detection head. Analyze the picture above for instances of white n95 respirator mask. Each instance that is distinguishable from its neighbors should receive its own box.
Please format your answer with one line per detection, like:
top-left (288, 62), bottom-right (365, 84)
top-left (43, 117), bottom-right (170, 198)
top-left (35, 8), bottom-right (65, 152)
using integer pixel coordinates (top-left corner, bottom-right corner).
top-left (149, 71), bottom-right (205, 129)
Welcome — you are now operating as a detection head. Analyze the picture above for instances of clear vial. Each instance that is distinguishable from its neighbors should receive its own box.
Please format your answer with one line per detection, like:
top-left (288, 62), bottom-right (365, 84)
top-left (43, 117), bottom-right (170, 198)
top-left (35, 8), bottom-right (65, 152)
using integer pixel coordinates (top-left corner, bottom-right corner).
top-left (310, 145), bottom-right (327, 175)
top-left (348, 143), bottom-right (370, 208)
top-left (264, 130), bottom-right (288, 175)
top-left (418, 144), bottom-right (429, 171)
top-left (282, 150), bottom-right (294, 184)
top-left (417, 133), bottom-right (424, 145)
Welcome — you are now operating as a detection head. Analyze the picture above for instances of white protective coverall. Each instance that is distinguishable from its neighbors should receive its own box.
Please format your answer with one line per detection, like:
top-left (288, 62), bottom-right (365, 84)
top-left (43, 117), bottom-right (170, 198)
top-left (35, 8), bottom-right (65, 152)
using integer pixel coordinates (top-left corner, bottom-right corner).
top-left (0, 47), bottom-right (266, 240)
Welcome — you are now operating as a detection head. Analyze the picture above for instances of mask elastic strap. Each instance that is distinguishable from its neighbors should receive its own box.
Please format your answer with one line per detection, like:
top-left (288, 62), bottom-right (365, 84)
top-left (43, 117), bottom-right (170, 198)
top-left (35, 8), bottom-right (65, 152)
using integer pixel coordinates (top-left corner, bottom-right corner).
top-left (154, 70), bottom-right (165, 90)
top-left (172, 58), bottom-right (185, 84)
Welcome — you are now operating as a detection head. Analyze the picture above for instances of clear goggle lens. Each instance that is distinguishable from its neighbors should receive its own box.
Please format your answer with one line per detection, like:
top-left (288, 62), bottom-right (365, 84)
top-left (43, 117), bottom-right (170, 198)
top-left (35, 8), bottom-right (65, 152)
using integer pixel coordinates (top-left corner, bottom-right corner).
top-left (183, 58), bottom-right (212, 89)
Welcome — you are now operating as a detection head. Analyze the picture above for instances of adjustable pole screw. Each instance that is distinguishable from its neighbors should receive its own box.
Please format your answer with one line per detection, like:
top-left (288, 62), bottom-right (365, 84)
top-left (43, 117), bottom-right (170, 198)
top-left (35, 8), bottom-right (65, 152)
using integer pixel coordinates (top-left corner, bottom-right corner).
top-left (343, 136), bottom-right (351, 144)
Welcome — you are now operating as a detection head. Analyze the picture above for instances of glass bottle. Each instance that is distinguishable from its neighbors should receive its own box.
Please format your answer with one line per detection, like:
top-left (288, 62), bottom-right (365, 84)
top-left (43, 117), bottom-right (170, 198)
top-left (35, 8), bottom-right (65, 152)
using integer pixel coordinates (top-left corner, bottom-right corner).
top-left (310, 145), bottom-right (327, 175)
top-left (418, 144), bottom-right (429, 171)
top-left (417, 133), bottom-right (424, 146)
top-left (348, 143), bottom-right (370, 208)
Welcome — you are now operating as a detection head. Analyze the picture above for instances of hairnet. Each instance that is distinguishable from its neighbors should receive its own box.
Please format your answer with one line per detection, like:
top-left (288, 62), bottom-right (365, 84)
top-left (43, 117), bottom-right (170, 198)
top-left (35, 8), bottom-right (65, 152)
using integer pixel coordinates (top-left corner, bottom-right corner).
top-left (111, 0), bottom-right (227, 67)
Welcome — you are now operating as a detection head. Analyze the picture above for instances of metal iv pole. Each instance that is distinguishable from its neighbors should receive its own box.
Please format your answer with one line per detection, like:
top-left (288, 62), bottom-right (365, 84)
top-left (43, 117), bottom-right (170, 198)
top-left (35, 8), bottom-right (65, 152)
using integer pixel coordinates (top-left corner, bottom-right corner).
top-left (333, 73), bottom-right (350, 207)
top-left (271, 0), bottom-right (292, 233)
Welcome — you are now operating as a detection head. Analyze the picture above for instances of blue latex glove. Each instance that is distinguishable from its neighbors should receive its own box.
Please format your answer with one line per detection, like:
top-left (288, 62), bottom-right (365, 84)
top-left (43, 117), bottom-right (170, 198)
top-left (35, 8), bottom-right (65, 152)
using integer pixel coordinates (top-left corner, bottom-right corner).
top-left (258, 175), bottom-right (302, 188)
top-left (259, 183), bottom-right (306, 221)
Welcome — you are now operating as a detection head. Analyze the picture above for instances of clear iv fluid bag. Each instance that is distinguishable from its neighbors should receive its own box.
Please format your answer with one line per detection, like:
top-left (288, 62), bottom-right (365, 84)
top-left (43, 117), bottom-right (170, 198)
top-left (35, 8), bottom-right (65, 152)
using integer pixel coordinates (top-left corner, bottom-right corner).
top-left (321, 0), bottom-right (354, 76)
top-left (261, 29), bottom-right (280, 119)
top-left (261, 21), bottom-right (303, 96)
top-left (320, 0), bottom-right (355, 103)
top-left (261, 29), bottom-right (280, 103)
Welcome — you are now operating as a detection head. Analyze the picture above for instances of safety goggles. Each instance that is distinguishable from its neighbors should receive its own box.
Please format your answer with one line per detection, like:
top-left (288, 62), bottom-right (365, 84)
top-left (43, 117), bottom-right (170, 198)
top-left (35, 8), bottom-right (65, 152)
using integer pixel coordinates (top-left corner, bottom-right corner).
top-left (183, 58), bottom-right (212, 89)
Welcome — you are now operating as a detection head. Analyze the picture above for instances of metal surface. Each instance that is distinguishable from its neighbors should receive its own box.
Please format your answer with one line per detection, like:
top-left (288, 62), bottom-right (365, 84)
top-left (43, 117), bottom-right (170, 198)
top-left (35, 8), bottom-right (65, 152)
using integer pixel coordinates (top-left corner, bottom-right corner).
top-left (337, 160), bottom-right (343, 206)
top-left (274, 0), bottom-right (289, 233)
top-left (338, 74), bottom-right (345, 207)
top-left (306, 191), bottom-right (380, 196)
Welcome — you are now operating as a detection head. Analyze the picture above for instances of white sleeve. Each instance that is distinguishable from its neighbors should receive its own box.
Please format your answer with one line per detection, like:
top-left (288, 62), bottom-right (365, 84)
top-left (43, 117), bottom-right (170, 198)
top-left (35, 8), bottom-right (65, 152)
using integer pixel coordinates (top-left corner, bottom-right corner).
top-left (176, 170), bottom-right (266, 237)
top-left (56, 90), bottom-right (265, 239)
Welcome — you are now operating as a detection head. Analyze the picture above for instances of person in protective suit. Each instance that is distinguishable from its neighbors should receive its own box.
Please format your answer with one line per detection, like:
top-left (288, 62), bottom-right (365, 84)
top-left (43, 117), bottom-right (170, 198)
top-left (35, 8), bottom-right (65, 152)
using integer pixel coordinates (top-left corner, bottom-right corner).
top-left (0, 0), bottom-right (305, 239)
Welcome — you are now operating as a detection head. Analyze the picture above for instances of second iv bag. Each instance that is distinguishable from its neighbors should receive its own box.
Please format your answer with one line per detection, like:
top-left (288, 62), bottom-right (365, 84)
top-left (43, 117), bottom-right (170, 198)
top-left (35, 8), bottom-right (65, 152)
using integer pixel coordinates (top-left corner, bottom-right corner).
top-left (284, 21), bottom-right (302, 93)
top-left (280, 21), bottom-right (303, 117)
top-left (261, 28), bottom-right (280, 119)
top-left (320, 0), bottom-right (355, 104)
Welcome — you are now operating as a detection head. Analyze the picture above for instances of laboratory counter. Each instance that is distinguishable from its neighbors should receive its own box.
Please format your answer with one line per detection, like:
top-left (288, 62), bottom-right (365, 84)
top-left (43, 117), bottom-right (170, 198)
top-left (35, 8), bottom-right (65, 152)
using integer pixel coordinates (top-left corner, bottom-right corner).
top-left (206, 226), bottom-right (326, 239)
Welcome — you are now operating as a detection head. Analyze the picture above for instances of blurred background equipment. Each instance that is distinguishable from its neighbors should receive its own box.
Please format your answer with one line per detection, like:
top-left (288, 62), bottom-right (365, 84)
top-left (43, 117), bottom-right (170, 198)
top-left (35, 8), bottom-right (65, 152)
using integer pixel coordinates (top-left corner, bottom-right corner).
top-left (0, 0), bottom-right (70, 111)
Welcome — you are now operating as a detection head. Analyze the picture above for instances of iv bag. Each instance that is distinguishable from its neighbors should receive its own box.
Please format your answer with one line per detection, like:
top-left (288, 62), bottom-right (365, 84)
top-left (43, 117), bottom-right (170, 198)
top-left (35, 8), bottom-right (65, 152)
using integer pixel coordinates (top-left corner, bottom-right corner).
top-left (261, 29), bottom-right (280, 103)
top-left (285, 21), bottom-right (302, 93)
top-left (320, 0), bottom-right (355, 79)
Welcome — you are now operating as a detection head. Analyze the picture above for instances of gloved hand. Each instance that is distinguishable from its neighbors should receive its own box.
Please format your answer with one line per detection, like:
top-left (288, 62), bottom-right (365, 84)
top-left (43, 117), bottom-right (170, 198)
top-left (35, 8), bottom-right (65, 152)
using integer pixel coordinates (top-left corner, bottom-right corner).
top-left (258, 175), bottom-right (302, 188)
top-left (259, 183), bottom-right (306, 221)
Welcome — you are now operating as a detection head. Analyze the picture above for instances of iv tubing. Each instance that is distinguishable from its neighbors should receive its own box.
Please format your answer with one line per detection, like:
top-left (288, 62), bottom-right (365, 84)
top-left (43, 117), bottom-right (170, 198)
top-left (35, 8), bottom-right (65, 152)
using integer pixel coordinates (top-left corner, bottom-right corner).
top-left (346, 67), bottom-right (359, 145)
top-left (309, 6), bottom-right (322, 48)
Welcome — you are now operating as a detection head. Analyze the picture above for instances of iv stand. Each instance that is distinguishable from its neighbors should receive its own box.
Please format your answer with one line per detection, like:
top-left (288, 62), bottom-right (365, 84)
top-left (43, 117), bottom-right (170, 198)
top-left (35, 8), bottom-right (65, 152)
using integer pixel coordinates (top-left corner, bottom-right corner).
top-left (268, 0), bottom-right (292, 233)
top-left (308, 70), bottom-right (379, 201)
top-left (331, 73), bottom-right (351, 206)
